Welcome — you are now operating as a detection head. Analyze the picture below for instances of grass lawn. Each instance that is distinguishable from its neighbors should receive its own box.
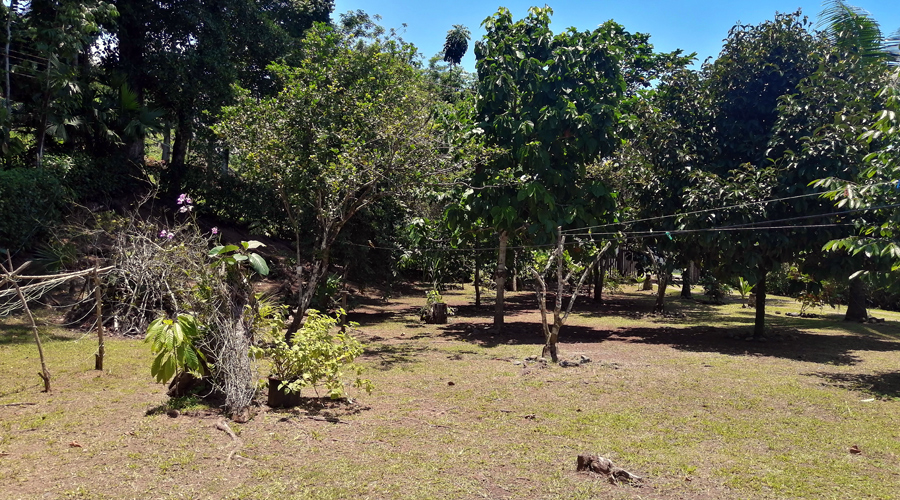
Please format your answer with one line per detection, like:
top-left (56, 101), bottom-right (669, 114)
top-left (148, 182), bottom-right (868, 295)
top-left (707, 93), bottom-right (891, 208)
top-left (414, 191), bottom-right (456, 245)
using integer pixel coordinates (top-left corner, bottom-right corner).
top-left (1, 284), bottom-right (899, 499)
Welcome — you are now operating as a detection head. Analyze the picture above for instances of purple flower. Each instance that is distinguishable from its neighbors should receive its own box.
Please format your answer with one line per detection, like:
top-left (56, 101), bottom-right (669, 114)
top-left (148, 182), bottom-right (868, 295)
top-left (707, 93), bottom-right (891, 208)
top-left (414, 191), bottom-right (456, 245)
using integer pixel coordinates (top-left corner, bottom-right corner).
top-left (211, 227), bottom-right (219, 235)
top-left (177, 193), bottom-right (192, 205)
top-left (166, 232), bottom-right (175, 240)
top-left (158, 230), bottom-right (168, 238)
top-left (179, 205), bottom-right (193, 213)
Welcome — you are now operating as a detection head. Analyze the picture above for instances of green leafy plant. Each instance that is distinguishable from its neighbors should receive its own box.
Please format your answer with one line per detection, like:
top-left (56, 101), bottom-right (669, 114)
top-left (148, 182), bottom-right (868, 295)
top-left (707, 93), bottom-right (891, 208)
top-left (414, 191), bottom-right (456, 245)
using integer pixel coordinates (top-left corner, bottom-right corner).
top-left (736, 277), bottom-right (754, 300)
top-left (253, 309), bottom-right (372, 399)
top-left (313, 273), bottom-right (343, 312)
top-left (419, 289), bottom-right (455, 321)
top-left (797, 279), bottom-right (839, 315)
top-left (145, 313), bottom-right (208, 384)
top-left (699, 273), bottom-right (732, 303)
top-left (603, 269), bottom-right (626, 295)
top-left (634, 273), bottom-right (650, 290)
top-left (208, 240), bottom-right (269, 276)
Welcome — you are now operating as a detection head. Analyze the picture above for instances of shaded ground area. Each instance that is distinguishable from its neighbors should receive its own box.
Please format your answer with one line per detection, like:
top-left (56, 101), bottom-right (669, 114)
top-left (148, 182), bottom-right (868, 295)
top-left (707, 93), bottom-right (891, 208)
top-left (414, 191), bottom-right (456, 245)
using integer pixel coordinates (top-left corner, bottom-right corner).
top-left (811, 370), bottom-right (900, 399)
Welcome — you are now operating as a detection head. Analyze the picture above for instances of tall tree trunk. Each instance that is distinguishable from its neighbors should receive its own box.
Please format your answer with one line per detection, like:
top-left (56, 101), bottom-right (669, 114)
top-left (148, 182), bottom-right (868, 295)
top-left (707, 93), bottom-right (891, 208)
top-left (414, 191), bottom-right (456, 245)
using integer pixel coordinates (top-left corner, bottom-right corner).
top-left (681, 263), bottom-right (693, 298)
top-left (167, 114), bottom-right (191, 195)
top-left (117, 2), bottom-right (146, 163)
top-left (493, 231), bottom-right (508, 331)
top-left (4, 0), bottom-right (16, 114)
top-left (161, 125), bottom-right (171, 163)
top-left (753, 265), bottom-right (768, 339)
top-left (510, 250), bottom-right (517, 292)
top-left (844, 274), bottom-right (868, 322)
top-left (654, 272), bottom-right (668, 312)
top-left (35, 83), bottom-right (50, 168)
top-left (593, 260), bottom-right (605, 303)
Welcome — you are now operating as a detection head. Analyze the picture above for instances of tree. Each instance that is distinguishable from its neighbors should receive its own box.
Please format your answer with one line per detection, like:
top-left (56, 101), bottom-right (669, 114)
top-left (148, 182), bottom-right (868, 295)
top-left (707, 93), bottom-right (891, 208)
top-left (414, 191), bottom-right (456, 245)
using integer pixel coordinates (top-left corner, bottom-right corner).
top-left (442, 24), bottom-right (470, 67)
top-left (108, 0), bottom-right (332, 189)
top-left (815, 67), bottom-right (900, 295)
top-left (617, 67), bottom-right (706, 312)
top-left (452, 7), bottom-right (629, 334)
top-left (218, 22), bottom-right (458, 335)
top-left (675, 12), bottom-right (861, 338)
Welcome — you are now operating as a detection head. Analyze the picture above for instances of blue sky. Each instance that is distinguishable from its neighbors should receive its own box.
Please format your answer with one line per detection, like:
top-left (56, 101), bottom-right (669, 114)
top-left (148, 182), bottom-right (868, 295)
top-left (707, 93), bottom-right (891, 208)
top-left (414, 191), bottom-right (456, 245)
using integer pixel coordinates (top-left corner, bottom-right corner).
top-left (332, 0), bottom-right (900, 72)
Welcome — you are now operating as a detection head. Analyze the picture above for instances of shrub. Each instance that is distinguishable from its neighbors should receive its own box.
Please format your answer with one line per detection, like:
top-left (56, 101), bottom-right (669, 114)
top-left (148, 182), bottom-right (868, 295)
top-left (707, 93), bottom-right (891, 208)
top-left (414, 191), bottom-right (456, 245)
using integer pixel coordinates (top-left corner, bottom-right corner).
top-left (44, 152), bottom-right (143, 202)
top-left (253, 309), bottom-right (372, 399)
top-left (0, 168), bottom-right (67, 250)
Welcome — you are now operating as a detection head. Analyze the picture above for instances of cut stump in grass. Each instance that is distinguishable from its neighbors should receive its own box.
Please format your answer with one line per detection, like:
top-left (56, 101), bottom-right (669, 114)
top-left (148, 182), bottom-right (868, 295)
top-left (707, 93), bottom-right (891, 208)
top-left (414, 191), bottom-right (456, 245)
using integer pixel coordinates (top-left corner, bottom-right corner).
top-left (576, 454), bottom-right (642, 484)
top-left (421, 303), bottom-right (448, 324)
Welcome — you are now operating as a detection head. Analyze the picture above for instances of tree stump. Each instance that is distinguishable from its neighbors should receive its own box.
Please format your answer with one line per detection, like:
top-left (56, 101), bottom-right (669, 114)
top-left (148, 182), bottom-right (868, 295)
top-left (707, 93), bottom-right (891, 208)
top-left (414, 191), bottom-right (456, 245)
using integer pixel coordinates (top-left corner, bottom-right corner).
top-left (422, 303), bottom-right (448, 324)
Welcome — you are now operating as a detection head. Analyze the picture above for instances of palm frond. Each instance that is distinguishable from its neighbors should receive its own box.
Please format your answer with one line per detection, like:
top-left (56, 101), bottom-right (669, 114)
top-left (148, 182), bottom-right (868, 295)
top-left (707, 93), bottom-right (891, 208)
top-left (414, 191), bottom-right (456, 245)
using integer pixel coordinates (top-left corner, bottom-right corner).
top-left (817, 0), bottom-right (885, 60)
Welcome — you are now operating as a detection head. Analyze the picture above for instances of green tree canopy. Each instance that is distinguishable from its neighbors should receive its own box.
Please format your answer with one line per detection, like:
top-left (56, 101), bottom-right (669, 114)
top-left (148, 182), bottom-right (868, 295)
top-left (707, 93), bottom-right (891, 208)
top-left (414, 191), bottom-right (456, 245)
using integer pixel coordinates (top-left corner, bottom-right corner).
top-left (218, 22), bottom-right (459, 334)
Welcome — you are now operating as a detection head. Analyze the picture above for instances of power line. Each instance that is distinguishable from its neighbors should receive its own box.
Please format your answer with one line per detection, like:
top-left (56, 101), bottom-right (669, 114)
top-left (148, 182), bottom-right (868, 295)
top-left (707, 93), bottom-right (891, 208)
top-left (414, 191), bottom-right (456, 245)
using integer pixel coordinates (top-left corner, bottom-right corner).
top-left (561, 179), bottom-right (899, 235)
top-left (347, 219), bottom-right (867, 255)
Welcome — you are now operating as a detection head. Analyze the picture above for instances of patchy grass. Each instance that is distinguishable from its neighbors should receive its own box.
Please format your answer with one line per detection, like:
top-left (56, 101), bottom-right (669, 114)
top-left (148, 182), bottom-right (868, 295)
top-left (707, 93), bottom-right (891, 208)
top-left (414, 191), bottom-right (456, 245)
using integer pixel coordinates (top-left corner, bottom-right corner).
top-left (1, 285), bottom-right (899, 499)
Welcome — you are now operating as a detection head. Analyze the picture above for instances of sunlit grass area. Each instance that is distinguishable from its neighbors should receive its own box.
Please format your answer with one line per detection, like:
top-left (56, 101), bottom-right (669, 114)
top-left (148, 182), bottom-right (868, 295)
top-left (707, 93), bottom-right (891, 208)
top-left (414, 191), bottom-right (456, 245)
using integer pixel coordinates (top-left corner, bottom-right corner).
top-left (1, 285), bottom-right (899, 499)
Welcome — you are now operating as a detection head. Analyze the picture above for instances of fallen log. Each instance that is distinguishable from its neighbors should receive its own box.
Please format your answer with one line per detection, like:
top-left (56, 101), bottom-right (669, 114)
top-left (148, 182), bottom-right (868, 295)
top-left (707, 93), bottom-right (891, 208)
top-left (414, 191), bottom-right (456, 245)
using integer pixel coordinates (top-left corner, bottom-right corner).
top-left (576, 454), bottom-right (643, 484)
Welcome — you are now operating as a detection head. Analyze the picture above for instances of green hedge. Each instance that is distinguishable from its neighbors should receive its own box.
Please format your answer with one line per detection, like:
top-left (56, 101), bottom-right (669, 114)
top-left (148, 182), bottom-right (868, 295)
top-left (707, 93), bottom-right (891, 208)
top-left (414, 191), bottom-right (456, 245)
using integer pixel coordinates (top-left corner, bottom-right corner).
top-left (0, 168), bottom-right (67, 250)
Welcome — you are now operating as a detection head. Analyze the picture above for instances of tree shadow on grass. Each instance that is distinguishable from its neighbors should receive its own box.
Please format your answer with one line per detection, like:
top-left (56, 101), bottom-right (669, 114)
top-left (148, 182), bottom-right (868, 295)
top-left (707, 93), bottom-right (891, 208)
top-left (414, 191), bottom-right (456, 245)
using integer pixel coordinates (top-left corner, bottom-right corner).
top-left (606, 325), bottom-right (900, 365)
top-left (438, 316), bottom-right (900, 366)
top-left (270, 397), bottom-right (372, 420)
top-left (362, 343), bottom-right (431, 370)
top-left (577, 294), bottom-right (746, 324)
top-left (436, 320), bottom-right (612, 348)
top-left (451, 291), bottom-right (543, 320)
top-left (0, 322), bottom-right (80, 346)
top-left (807, 371), bottom-right (900, 399)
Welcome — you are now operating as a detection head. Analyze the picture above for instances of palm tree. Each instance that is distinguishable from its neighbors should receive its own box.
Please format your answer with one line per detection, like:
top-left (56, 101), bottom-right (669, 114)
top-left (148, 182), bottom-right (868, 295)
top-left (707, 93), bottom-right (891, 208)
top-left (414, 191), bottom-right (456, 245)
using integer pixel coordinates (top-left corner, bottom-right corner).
top-left (442, 25), bottom-right (470, 67)
top-left (817, 0), bottom-right (894, 64)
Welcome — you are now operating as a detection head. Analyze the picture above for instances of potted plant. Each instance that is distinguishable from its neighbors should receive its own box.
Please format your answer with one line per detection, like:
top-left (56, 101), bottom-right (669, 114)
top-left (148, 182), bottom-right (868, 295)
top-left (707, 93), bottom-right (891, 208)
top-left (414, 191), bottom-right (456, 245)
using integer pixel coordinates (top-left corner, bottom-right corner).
top-left (255, 309), bottom-right (371, 407)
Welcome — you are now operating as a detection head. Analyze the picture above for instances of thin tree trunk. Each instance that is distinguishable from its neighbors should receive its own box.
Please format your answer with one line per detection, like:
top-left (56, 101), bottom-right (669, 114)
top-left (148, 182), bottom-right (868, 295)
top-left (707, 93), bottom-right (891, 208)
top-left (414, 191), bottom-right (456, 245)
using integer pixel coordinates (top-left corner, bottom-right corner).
top-left (754, 265), bottom-right (768, 339)
top-left (493, 231), bottom-right (508, 331)
top-left (593, 260), bottom-right (605, 303)
top-left (36, 59), bottom-right (52, 168)
top-left (510, 251), bottom-right (517, 292)
top-left (4, 0), bottom-right (15, 114)
top-left (167, 115), bottom-right (191, 195)
top-left (681, 263), bottom-right (693, 298)
top-left (844, 275), bottom-right (867, 322)
top-left (161, 126), bottom-right (171, 163)
top-left (474, 255), bottom-right (481, 307)
top-left (654, 271), bottom-right (668, 312)
top-left (533, 235), bottom-right (612, 362)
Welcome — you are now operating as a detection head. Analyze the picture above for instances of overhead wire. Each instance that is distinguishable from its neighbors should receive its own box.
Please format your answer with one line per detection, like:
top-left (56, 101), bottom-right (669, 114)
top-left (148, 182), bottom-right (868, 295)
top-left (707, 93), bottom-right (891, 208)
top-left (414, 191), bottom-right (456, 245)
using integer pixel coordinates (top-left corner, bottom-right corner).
top-left (560, 179), bottom-right (899, 234)
top-left (346, 200), bottom-right (898, 255)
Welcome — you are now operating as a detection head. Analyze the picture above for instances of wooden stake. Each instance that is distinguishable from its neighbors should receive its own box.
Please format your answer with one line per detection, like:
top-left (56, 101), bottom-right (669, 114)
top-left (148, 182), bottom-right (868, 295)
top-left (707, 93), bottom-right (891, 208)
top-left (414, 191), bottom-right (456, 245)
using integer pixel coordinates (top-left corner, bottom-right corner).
top-left (2, 253), bottom-right (50, 392)
top-left (93, 268), bottom-right (104, 371)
